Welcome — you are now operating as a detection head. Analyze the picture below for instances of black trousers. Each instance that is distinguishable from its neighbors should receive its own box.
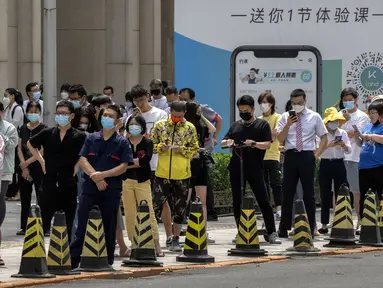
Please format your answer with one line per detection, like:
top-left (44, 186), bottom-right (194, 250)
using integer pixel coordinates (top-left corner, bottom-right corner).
top-left (19, 163), bottom-right (44, 231)
top-left (263, 160), bottom-right (283, 207)
top-left (40, 175), bottom-right (77, 240)
top-left (230, 168), bottom-right (276, 234)
top-left (280, 150), bottom-right (316, 234)
top-left (359, 165), bottom-right (383, 219)
top-left (206, 175), bottom-right (217, 216)
top-left (318, 159), bottom-right (347, 224)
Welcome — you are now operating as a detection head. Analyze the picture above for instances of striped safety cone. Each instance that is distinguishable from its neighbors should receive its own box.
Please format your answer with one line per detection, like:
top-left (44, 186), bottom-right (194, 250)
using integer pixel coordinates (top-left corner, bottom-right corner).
top-left (228, 195), bottom-right (267, 256)
top-left (122, 200), bottom-right (163, 267)
top-left (176, 197), bottom-right (215, 263)
top-left (12, 205), bottom-right (55, 279)
top-left (78, 206), bottom-right (114, 272)
top-left (286, 199), bottom-right (320, 256)
top-left (324, 184), bottom-right (360, 248)
top-left (47, 211), bottom-right (80, 275)
top-left (359, 190), bottom-right (383, 247)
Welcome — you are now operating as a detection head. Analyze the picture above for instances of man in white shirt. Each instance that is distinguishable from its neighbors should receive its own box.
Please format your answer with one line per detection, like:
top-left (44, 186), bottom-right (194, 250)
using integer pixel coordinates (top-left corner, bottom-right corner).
top-left (149, 79), bottom-right (168, 111)
top-left (128, 85), bottom-right (173, 245)
top-left (277, 89), bottom-right (328, 238)
top-left (24, 82), bottom-right (43, 122)
top-left (164, 86), bottom-right (179, 115)
top-left (339, 87), bottom-right (370, 234)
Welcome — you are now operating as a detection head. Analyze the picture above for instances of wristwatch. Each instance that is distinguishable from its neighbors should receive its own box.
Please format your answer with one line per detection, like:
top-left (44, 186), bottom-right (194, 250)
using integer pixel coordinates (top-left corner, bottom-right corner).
top-left (251, 141), bottom-right (257, 148)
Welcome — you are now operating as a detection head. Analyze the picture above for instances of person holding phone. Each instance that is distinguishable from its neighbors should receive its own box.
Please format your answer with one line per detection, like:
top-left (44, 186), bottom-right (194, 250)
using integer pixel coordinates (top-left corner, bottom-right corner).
top-left (277, 89), bottom-right (328, 238)
top-left (317, 107), bottom-right (351, 234)
top-left (338, 88), bottom-right (370, 234)
top-left (354, 102), bottom-right (383, 222)
top-left (258, 92), bottom-right (282, 220)
top-left (222, 95), bottom-right (281, 244)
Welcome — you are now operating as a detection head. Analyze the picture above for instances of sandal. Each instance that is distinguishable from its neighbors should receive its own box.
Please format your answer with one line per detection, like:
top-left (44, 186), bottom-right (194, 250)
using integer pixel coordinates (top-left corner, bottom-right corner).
top-left (156, 252), bottom-right (165, 257)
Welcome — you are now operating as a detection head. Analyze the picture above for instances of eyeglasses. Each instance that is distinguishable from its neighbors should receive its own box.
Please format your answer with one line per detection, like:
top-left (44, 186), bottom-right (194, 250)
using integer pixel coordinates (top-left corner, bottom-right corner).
top-left (55, 112), bottom-right (71, 116)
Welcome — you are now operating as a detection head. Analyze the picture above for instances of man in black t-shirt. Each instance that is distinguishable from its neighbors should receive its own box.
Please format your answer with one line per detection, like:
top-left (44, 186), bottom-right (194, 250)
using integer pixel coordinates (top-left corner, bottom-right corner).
top-left (222, 95), bottom-right (281, 244)
top-left (28, 101), bottom-right (86, 238)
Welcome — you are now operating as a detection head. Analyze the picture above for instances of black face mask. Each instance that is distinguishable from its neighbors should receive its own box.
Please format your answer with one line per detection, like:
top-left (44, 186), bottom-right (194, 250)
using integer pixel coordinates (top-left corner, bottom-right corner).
top-left (151, 89), bottom-right (161, 96)
top-left (240, 112), bottom-right (252, 121)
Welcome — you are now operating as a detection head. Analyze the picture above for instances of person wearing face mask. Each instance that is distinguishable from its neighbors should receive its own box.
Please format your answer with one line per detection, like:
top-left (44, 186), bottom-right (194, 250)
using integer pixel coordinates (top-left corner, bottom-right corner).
top-left (121, 115), bottom-right (164, 257)
top-left (149, 79), bottom-right (168, 111)
top-left (27, 100), bottom-right (86, 237)
top-left (68, 84), bottom-right (89, 110)
top-left (16, 101), bottom-right (47, 236)
top-left (55, 82), bottom-right (71, 107)
top-left (70, 104), bottom-right (133, 269)
top-left (23, 82), bottom-right (43, 122)
top-left (277, 89), bottom-right (328, 238)
top-left (222, 95), bottom-right (281, 244)
top-left (354, 102), bottom-right (383, 224)
top-left (164, 86), bottom-right (179, 114)
top-left (338, 88), bottom-right (370, 234)
top-left (257, 92), bottom-right (283, 220)
top-left (317, 107), bottom-right (351, 234)
top-left (151, 100), bottom-right (199, 251)
top-left (0, 102), bottom-right (18, 266)
top-left (3, 88), bottom-right (25, 130)
top-left (123, 91), bottom-right (136, 121)
top-left (103, 85), bottom-right (115, 104)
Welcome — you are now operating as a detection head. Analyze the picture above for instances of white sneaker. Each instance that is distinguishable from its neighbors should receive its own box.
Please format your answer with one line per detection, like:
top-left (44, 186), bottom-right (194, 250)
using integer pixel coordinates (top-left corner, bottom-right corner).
top-left (356, 221), bottom-right (361, 235)
top-left (207, 233), bottom-right (215, 244)
top-left (232, 234), bottom-right (238, 244)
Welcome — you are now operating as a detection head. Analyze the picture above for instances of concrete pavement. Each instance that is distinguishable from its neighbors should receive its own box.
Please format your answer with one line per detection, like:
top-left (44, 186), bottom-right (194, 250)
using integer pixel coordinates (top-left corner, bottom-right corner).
top-left (42, 251), bottom-right (383, 288)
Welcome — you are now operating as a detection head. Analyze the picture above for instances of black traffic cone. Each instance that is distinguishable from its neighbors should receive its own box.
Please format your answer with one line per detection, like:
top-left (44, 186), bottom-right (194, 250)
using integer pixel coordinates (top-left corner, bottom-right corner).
top-left (378, 193), bottom-right (383, 239)
top-left (47, 211), bottom-right (80, 275)
top-left (324, 184), bottom-right (360, 248)
top-left (12, 205), bottom-right (55, 279)
top-left (122, 200), bottom-right (163, 267)
top-left (228, 195), bottom-right (267, 256)
top-left (286, 200), bottom-right (320, 255)
top-left (359, 190), bottom-right (383, 246)
top-left (176, 197), bottom-right (215, 263)
top-left (78, 206), bottom-right (114, 272)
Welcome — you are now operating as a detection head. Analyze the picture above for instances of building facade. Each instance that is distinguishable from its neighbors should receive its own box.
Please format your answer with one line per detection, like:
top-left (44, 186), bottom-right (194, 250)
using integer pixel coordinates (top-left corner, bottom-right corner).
top-left (1, 0), bottom-right (174, 104)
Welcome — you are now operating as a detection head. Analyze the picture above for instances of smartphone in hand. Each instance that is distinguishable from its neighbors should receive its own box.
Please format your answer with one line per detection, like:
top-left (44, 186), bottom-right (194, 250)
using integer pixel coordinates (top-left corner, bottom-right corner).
top-left (288, 110), bottom-right (296, 117)
top-left (334, 136), bottom-right (342, 142)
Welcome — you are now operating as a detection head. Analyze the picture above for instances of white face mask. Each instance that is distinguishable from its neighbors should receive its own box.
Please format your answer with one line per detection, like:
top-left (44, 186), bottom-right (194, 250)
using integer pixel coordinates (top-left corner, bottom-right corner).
top-left (61, 92), bottom-right (69, 100)
top-left (260, 103), bottom-right (271, 113)
top-left (327, 121), bottom-right (339, 131)
top-left (2, 97), bottom-right (10, 107)
top-left (292, 104), bottom-right (305, 113)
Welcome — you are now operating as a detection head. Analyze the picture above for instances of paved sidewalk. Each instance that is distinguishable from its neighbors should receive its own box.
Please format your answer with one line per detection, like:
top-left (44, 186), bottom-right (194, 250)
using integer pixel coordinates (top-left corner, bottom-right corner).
top-left (0, 214), bottom-right (360, 284)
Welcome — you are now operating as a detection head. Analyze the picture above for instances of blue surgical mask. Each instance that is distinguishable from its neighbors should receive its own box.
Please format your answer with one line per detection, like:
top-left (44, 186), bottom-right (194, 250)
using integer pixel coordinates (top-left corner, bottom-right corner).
top-left (32, 92), bottom-right (41, 101)
top-left (70, 100), bottom-right (81, 109)
top-left (101, 117), bottom-right (115, 130)
top-left (129, 124), bottom-right (142, 136)
top-left (55, 115), bottom-right (70, 127)
top-left (27, 113), bottom-right (40, 123)
top-left (327, 121), bottom-right (339, 131)
top-left (343, 101), bottom-right (355, 110)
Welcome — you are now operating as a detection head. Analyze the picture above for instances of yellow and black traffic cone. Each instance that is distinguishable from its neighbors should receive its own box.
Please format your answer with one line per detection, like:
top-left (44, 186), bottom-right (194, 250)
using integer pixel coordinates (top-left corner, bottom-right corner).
top-left (324, 184), bottom-right (360, 248)
top-left (286, 199), bottom-right (320, 255)
top-left (78, 206), bottom-right (114, 272)
top-left (378, 193), bottom-right (383, 239)
top-left (176, 197), bottom-right (215, 263)
top-left (122, 200), bottom-right (163, 267)
top-left (359, 190), bottom-right (383, 246)
top-left (47, 211), bottom-right (80, 275)
top-left (12, 205), bottom-right (55, 279)
top-left (228, 195), bottom-right (267, 256)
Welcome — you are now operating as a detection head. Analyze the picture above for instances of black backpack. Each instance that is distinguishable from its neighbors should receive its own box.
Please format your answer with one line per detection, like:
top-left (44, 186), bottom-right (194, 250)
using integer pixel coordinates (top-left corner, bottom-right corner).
top-left (11, 105), bottom-right (29, 125)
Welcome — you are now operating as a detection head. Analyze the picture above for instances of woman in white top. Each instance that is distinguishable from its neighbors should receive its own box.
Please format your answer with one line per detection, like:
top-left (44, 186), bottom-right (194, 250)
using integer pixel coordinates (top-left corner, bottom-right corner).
top-left (3, 88), bottom-right (25, 130)
top-left (318, 107), bottom-right (351, 234)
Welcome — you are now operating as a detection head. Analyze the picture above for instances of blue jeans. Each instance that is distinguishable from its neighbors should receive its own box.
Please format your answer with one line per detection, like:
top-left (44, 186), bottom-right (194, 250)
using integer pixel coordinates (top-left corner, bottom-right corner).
top-left (71, 168), bottom-right (85, 242)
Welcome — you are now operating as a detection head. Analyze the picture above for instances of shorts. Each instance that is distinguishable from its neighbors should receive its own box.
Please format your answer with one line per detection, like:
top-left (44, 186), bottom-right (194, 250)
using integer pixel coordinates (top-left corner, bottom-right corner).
top-left (190, 166), bottom-right (208, 187)
top-left (344, 161), bottom-right (360, 194)
top-left (116, 207), bottom-right (125, 231)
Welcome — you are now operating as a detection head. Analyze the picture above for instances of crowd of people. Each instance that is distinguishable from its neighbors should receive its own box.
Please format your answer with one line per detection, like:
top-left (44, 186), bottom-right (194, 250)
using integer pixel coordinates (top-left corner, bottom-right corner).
top-left (0, 80), bottom-right (382, 268)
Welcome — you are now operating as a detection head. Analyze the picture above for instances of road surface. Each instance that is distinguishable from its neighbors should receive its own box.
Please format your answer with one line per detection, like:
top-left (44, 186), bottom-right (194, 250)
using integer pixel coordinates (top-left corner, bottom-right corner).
top-left (35, 252), bottom-right (383, 288)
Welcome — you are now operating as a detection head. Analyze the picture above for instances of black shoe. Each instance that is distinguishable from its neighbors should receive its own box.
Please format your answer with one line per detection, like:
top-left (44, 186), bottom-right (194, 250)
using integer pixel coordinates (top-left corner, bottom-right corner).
top-left (207, 214), bottom-right (218, 221)
top-left (318, 228), bottom-right (329, 235)
top-left (44, 231), bottom-right (50, 237)
top-left (16, 229), bottom-right (25, 236)
top-left (278, 228), bottom-right (288, 238)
